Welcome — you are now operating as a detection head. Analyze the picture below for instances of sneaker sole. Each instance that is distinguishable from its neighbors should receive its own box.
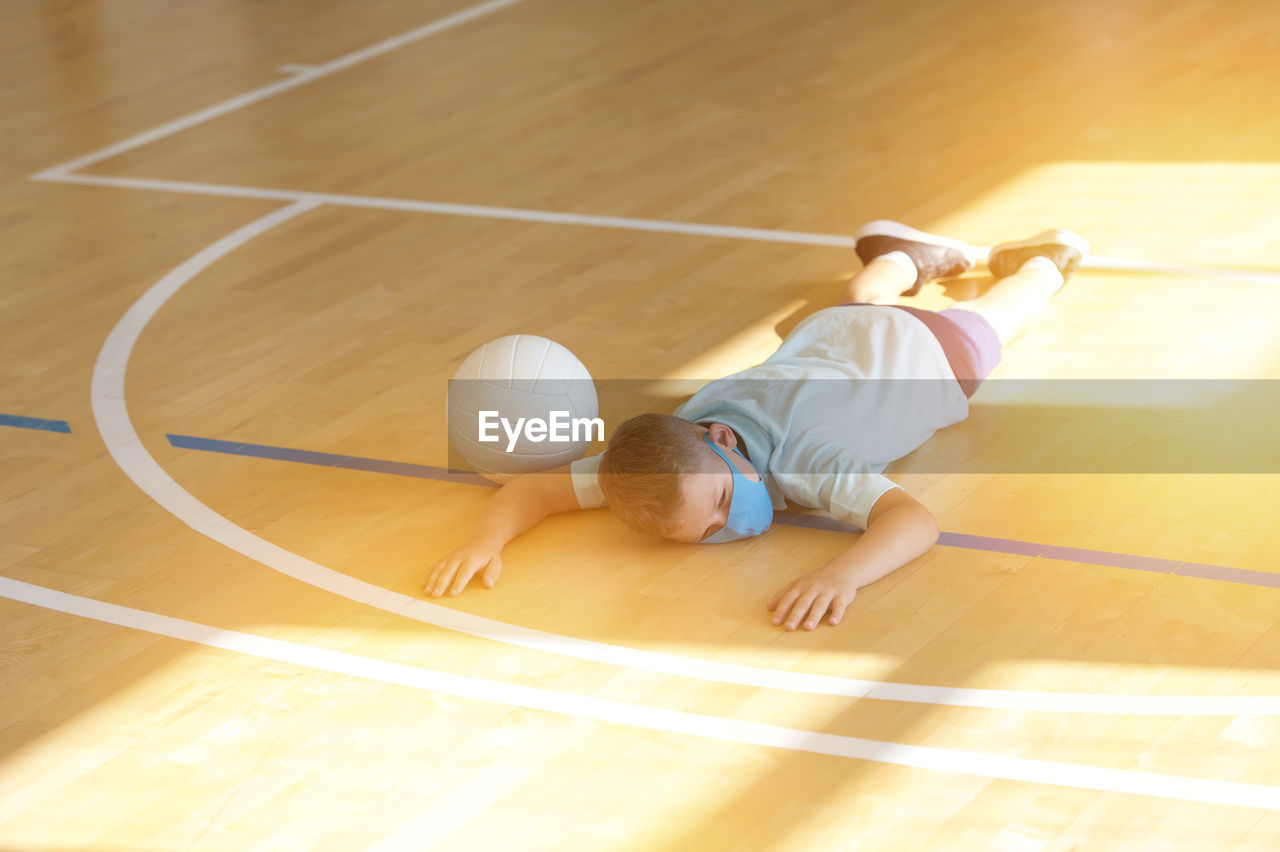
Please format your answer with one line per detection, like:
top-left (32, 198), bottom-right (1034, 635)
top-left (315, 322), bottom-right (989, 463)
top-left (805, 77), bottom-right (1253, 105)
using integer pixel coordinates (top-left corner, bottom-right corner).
top-left (853, 219), bottom-right (977, 267)
top-left (987, 228), bottom-right (1091, 261)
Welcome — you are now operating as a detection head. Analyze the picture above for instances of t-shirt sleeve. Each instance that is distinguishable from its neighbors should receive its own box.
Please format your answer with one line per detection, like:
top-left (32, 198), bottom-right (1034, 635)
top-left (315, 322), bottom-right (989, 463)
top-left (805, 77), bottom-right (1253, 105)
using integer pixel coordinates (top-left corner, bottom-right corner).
top-left (769, 441), bottom-right (901, 531)
top-left (569, 453), bottom-right (608, 509)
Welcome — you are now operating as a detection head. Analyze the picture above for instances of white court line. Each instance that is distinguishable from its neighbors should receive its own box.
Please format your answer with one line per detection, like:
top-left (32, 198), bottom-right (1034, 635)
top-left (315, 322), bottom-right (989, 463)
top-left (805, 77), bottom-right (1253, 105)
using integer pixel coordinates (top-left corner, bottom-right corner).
top-left (35, 172), bottom-right (854, 247)
top-left (36, 171), bottom-right (1280, 282)
top-left (3, 576), bottom-right (1278, 812)
top-left (27, 0), bottom-right (1280, 283)
top-left (88, 200), bottom-right (1280, 717)
top-left (32, 0), bottom-right (530, 179)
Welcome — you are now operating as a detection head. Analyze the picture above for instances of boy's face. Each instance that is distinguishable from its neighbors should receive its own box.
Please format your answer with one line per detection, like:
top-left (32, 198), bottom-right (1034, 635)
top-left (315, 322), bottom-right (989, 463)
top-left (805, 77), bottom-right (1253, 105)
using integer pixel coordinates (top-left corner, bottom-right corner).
top-left (662, 425), bottom-right (760, 544)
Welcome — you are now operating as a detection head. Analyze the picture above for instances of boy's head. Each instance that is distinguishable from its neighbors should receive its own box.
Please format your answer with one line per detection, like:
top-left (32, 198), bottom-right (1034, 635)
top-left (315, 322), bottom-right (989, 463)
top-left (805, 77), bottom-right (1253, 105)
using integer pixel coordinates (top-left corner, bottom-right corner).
top-left (598, 413), bottom-right (749, 543)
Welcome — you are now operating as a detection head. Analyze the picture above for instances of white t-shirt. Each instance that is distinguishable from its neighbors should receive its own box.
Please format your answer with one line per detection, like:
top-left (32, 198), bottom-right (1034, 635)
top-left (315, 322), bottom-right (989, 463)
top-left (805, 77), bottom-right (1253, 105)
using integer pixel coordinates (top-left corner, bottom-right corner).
top-left (570, 305), bottom-right (970, 529)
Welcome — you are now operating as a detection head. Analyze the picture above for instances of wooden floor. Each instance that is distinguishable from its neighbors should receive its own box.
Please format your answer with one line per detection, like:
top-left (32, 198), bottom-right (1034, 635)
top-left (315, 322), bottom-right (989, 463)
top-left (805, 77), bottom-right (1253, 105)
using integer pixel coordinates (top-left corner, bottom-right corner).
top-left (2, 0), bottom-right (1279, 848)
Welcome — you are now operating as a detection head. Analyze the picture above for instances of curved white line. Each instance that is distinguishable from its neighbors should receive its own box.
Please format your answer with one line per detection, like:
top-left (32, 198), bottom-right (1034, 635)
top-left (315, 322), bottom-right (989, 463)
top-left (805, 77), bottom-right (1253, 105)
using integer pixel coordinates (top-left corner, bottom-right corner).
top-left (5, 576), bottom-right (1278, 811)
top-left (90, 202), bottom-right (1280, 716)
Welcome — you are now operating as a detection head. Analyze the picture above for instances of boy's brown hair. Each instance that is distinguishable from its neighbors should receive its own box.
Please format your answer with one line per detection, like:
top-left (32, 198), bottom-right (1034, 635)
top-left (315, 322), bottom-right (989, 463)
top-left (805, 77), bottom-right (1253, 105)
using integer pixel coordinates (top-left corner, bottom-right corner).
top-left (598, 413), bottom-right (707, 537)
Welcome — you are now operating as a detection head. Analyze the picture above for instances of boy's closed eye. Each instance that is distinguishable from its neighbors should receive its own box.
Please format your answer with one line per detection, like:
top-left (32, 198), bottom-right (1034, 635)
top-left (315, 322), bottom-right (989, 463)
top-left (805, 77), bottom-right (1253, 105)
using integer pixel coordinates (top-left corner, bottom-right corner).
top-left (699, 486), bottom-right (729, 541)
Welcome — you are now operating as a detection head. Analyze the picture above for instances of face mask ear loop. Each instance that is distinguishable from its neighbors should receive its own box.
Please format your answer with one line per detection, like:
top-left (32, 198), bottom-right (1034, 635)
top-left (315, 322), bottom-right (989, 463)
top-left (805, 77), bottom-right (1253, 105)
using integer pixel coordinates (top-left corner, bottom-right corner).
top-left (705, 433), bottom-right (758, 484)
top-left (703, 432), bottom-right (738, 467)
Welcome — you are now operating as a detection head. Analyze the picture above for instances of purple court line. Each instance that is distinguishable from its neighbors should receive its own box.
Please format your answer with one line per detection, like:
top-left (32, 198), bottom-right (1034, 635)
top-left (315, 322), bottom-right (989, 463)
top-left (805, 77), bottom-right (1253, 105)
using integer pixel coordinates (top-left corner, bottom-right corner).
top-left (167, 433), bottom-right (1280, 591)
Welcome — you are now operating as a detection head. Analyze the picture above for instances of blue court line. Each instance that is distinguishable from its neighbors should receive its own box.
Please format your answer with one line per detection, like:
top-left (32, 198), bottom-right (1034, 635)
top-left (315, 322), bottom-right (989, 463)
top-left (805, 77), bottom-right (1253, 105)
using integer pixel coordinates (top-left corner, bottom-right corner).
top-left (166, 434), bottom-right (493, 486)
top-left (166, 433), bottom-right (1280, 590)
top-left (1, 413), bottom-right (71, 434)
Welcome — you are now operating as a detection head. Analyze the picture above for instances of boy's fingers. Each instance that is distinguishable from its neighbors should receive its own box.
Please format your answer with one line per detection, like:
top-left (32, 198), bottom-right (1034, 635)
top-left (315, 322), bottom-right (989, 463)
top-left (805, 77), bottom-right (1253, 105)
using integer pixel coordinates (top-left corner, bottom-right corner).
top-left (785, 591), bottom-right (820, 630)
top-left (430, 559), bottom-right (460, 597)
top-left (804, 594), bottom-right (834, 630)
top-left (481, 556), bottom-right (502, 588)
top-left (770, 587), bottom-right (800, 624)
top-left (447, 558), bottom-right (481, 596)
top-left (830, 594), bottom-right (853, 625)
top-left (423, 559), bottom-right (448, 589)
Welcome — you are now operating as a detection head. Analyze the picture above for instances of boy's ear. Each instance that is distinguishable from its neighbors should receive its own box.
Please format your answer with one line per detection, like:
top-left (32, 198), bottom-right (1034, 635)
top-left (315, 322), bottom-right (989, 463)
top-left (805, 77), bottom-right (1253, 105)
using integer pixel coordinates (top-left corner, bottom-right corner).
top-left (705, 421), bottom-right (736, 449)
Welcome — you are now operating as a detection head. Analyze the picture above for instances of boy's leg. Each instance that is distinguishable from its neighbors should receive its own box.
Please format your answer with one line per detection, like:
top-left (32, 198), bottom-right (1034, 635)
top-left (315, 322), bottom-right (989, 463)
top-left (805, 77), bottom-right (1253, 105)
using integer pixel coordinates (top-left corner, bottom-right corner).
top-left (842, 220), bottom-right (976, 304)
top-left (840, 254), bottom-right (917, 304)
top-left (839, 225), bottom-right (1088, 397)
top-left (947, 229), bottom-right (1090, 345)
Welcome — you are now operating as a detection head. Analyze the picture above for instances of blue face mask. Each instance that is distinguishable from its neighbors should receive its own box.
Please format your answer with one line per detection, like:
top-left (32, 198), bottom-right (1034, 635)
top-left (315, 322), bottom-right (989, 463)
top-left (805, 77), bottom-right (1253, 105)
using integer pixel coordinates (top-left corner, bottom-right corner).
top-left (698, 434), bottom-right (773, 543)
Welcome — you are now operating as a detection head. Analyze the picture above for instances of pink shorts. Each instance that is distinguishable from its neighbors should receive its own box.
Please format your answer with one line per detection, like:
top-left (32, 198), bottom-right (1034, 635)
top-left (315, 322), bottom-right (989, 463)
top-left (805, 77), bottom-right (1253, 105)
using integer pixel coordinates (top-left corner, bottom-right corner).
top-left (839, 302), bottom-right (1002, 397)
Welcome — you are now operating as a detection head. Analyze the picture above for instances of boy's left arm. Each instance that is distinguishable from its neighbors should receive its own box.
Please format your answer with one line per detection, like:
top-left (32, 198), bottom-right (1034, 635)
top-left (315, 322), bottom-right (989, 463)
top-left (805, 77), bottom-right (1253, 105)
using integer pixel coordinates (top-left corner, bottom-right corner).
top-left (766, 487), bottom-right (939, 631)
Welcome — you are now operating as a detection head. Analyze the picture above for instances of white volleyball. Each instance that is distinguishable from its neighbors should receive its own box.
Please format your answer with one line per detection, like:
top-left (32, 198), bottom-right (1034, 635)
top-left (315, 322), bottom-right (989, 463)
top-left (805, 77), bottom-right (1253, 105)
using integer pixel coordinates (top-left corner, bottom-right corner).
top-left (448, 334), bottom-right (599, 483)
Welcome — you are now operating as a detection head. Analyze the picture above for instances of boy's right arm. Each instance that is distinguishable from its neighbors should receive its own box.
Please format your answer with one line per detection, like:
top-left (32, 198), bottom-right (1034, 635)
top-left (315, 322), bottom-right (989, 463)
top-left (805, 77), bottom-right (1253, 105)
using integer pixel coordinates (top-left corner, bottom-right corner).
top-left (421, 463), bottom-right (585, 598)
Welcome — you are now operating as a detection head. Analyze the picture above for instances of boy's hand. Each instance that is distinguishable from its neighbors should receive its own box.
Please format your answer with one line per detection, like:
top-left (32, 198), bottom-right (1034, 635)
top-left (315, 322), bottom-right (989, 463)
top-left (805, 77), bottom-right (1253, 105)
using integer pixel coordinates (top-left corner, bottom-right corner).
top-left (766, 566), bottom-right (858, 631)
top-left (422, 539), bottom-right (503, 598)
